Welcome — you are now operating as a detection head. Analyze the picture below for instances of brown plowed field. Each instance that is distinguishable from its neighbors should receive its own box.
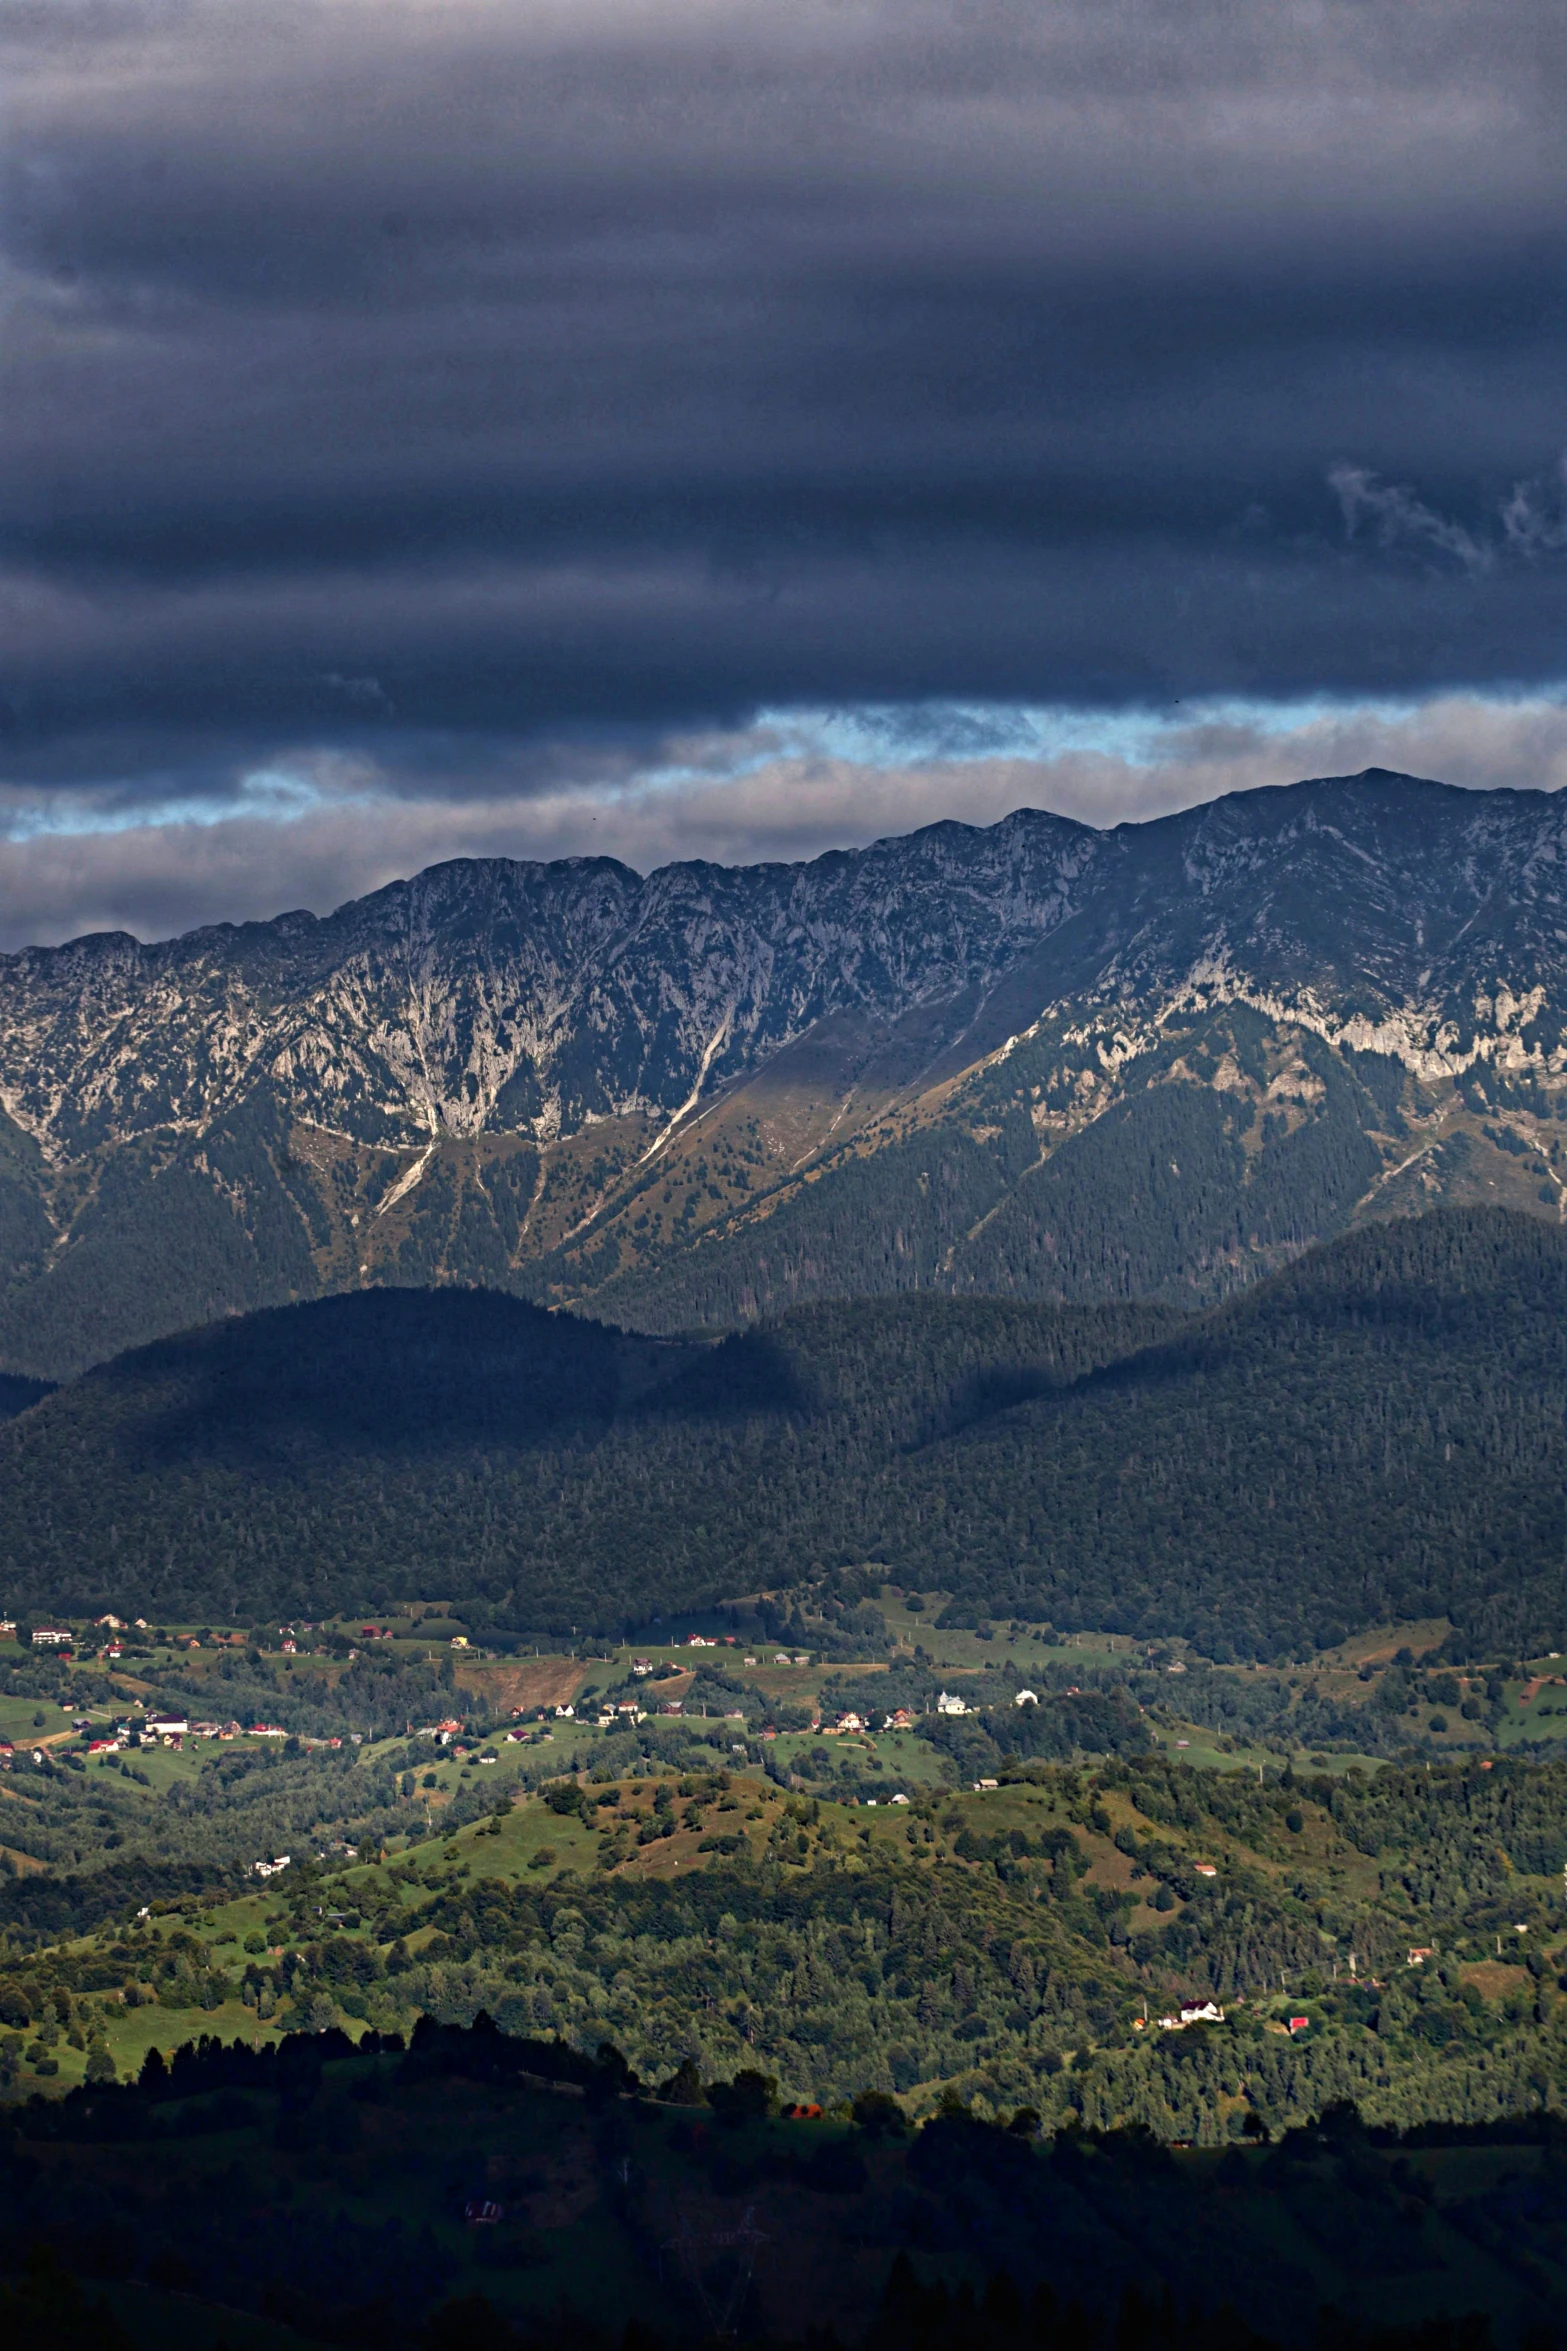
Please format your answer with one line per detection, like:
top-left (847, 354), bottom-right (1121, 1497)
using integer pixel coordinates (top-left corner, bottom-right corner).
top-left (453, 1657), bottom-right (587, 1714)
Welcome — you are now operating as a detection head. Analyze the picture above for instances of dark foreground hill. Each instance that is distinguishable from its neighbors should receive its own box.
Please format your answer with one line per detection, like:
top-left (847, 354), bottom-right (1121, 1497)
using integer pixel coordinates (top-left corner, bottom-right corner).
top-left (1, 1207), bottom-right (1565, 1657)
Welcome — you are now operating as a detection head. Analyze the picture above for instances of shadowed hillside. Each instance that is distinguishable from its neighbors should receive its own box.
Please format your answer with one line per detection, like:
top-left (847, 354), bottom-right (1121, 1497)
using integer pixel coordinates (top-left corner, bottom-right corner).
top-left (0, 1209), bottom-right (1564, 1659)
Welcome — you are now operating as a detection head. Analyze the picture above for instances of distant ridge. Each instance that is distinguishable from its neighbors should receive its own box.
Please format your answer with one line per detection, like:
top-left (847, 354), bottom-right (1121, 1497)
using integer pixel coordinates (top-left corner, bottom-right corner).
top-left (0, 770), bottom-right (1565, 1375)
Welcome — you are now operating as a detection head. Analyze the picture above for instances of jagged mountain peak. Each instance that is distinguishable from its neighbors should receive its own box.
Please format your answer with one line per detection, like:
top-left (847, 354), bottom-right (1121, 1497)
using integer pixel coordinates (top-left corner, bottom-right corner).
top-left (0, 767), bottom-right (1564, 1377)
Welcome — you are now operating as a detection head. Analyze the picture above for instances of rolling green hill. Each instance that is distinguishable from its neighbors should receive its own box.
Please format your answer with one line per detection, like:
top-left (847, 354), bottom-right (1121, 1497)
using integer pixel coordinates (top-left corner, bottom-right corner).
top-left (1, 1743), bottom-right (1566, 2351)
top-left (0, 1207), bottom-right (1563, 1660)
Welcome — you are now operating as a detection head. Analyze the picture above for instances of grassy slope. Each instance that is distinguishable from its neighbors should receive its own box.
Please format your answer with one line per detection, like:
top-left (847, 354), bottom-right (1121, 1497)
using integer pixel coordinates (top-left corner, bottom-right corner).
top-left (7, 1753), bottom-right (1565, 2134)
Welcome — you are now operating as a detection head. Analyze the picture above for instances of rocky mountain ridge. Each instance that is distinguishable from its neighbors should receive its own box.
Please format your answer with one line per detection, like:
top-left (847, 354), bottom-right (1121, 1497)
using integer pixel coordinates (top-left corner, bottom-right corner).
top-left (1, 768), bottom-right (1565, 1375)
top-left (0, 809), bottom-right (1095, 1156)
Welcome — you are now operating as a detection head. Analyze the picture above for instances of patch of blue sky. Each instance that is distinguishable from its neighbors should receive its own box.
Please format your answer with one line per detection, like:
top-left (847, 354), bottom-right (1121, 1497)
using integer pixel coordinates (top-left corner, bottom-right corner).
top-left (651, 694), bottom-right (1497, 782)
top-left (2, 764), bottom-right (355, 842)
top-left (773, 695), bottom-right (1496, 770)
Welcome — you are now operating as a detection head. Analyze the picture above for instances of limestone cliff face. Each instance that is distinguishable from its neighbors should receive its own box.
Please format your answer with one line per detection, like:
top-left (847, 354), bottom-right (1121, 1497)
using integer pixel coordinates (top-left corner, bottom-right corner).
top-left (0, 810), bottom-right (1095, 1155)
top-left (1, 769), bottom-right (1566, 1376)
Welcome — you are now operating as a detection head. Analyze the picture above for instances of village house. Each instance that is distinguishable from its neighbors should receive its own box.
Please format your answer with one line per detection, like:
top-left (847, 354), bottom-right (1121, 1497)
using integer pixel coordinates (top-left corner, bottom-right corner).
top-left (1159, 1999), bottom-right (1225, 2029)
top-left (32, 1626), bottom-right (72, 1648)
top-left (1014, 1688), bottom-right (1039, 1706)
top-left (935, 1691), bottom-right (969, 1716)
top-left (146, 1711), bottom-right (189, 1739)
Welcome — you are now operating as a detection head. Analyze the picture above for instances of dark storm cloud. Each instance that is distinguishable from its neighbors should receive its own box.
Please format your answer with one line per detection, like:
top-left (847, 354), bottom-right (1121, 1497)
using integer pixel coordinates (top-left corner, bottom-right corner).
top-left (4, 0), bottom-right (1567, 804)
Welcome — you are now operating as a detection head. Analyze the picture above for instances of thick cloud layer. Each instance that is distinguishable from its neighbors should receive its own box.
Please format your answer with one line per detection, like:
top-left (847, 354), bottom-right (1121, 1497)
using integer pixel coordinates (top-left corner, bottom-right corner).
top-left (3, 0), bottom-right (1567, 913)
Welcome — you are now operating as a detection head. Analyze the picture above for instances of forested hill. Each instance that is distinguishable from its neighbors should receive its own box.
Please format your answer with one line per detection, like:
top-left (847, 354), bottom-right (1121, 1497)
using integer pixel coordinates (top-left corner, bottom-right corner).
top-left (0, 1207), bottom-right (1564, 1659)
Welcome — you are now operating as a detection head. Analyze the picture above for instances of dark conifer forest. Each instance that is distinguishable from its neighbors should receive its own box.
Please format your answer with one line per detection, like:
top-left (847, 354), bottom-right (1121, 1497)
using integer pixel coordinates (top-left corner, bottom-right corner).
top-left (2, 1207), bottom-right (1564, 1660)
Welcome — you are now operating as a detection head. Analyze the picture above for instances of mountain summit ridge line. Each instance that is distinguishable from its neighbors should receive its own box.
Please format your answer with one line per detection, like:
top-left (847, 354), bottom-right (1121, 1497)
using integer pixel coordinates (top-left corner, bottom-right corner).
top-left (2, 766), bottom-right (1566, 1377)
top-left (1, 767), bottom-right (1564, 1159)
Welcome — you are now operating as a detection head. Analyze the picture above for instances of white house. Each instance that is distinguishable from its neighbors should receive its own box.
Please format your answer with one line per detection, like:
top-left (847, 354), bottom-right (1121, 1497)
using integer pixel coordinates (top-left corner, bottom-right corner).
top-left (935, 1691), bottom-right (969, 1716)
top-left (1014, 1689), bottom-right (1039, 1706)
top-left (145, 1712), bottom-right (189, 1738)
top-left (1156, 1999), bottom-right (1225, 2031)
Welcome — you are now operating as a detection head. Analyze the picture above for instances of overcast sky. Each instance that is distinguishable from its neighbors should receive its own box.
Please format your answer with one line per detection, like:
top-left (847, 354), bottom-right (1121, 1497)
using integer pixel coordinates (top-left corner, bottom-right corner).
top-left (4, 0), bottom-right (1567, 945)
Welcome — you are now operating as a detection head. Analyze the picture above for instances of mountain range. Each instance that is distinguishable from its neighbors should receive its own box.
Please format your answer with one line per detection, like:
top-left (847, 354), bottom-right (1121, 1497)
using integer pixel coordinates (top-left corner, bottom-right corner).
top-left (1, 767), bottom-right (1564, 1377)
